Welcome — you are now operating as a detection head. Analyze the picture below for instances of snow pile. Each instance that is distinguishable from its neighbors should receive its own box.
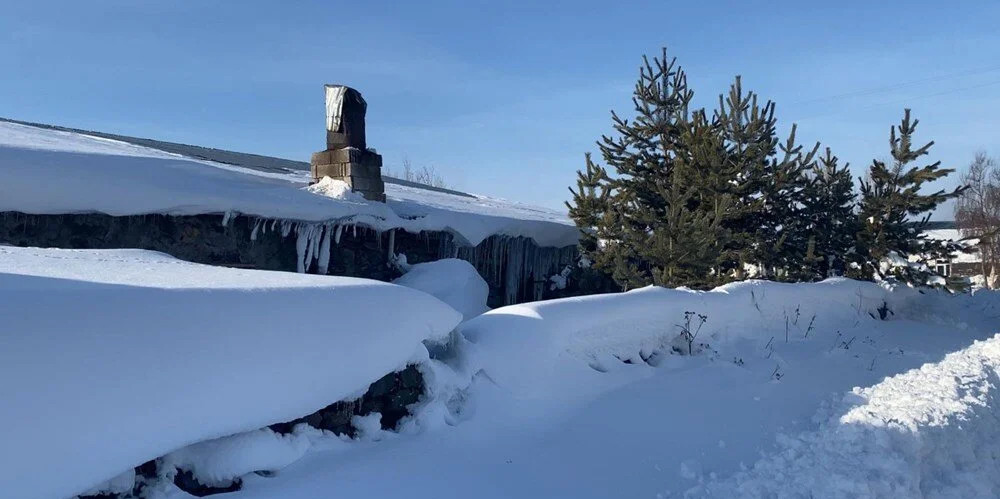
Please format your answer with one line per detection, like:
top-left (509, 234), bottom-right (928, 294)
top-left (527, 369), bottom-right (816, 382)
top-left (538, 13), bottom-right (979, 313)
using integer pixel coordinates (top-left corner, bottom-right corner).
top-left (0, 246), bottom-right (462, 499)
top-left (162, 429), bottom-right (314, 488)
top-left (460, 279), bottom-right (905, 404)
top-left (693, 334), bottom-right (1000, 498)
top-left (393, 258), bottom-right (490, 321)
top-left (0, 120), bottom-right (578, 248)
top-left (6, 244), bottom-right (997, 499)
top-left (143, 278), bottom-right (999, 499)
top-left (304, 176), bottom-right (367, 202)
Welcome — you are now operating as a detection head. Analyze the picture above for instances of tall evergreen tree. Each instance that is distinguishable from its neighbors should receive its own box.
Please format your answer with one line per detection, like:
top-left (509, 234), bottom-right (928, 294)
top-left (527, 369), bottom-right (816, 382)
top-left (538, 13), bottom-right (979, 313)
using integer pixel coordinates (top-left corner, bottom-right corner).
top-left (569, 49), bottom-right (958, 290)
top-left (711, 79), bottom-right (818, 280)
top-left (566, 48), bottom-right (739, 289)
top-left (758, 124), bottom-right (818, 279)
top-left (712, 77), bottom-right (776, 278)
top-left (852, 109), bottom-right (965, 284)
top-left (798, 148), bottom-right (857, 280)
top-left (661, 109), bottom-right (736, 287)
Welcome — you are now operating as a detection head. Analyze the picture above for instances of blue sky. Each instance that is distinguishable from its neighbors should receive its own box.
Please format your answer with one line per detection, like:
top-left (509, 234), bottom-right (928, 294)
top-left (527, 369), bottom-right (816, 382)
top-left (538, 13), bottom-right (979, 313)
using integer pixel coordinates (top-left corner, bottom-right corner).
top-left (2, 1), bottom-right (998, 216)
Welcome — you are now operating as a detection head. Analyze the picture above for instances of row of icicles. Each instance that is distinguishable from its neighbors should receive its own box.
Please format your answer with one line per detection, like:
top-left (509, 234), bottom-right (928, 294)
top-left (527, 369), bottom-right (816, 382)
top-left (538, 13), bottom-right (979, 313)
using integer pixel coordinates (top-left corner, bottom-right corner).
top-left (223, 211), bottom-right (575, 305)
top-left (223, 211), bottom-right (375, 274)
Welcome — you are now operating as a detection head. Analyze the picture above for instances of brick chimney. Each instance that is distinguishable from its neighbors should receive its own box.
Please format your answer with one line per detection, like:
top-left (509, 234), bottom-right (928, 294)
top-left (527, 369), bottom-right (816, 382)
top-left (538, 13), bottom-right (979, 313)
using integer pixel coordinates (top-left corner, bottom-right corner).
top-left (310, 85), bottom-right (385, 202)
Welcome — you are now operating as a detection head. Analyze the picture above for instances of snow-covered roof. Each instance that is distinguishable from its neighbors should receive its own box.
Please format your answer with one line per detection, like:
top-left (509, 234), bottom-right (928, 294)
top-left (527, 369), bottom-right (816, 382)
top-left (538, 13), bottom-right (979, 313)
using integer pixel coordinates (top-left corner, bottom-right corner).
top-left (922, 228), bottom-right (981, 264)
top-left (0, 120), bottom-right (578, 248)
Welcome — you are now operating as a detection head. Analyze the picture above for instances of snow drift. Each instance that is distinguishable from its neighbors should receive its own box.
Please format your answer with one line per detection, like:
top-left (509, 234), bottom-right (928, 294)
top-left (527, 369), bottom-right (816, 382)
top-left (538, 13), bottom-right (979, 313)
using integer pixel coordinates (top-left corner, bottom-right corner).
top-left (460, 279), bottom-right (911, 405)
top-left (694, 334), bottom-right (1000, 498)
top-left (0, 246), bottom-right (463, 499)
top-left (80, 277), bottom-right (1000, 499)
top-left (393, 258), bottom-right (490, 321)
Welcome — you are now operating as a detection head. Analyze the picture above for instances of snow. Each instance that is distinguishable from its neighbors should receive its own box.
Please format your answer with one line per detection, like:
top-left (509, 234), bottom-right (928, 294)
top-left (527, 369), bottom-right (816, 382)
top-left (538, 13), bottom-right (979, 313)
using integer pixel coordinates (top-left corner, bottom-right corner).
top-left (923, 228), bottom-right (982, 264)
top-left (162, 429), bottom-right (314, 488)
top-left (0, 120), bottom-right (577, 248)
top-left (4, 208), bottom-right (998, 497)
top-left (78, 469), bottom-right (136, 497)
top-left (693, 334), bottom-right (1000, 498)
top-left (385, 182), bottom-right (576, 247)
top-left (303, 176), bottom-right (366, 202)
top-left (392, 258), bottom-right (490, 321)
top-left (154, 279), bottom-right (1000, 499)
top-left (0, 246), bottom-right (462, 499)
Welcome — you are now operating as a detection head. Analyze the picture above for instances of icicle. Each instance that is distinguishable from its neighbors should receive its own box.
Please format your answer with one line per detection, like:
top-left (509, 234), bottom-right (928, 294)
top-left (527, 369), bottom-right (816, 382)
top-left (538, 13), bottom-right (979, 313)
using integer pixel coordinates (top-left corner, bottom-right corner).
top-left (317, 224), bottom-right (333, 274)
top-left (221, 210), bottom-right (234, 226)
top-left (334, 225), bottom-right (343, 245)
top-left (308, 225), bottom-right (321, 267)
top-left (387, 229), bottom-right (395, 262)
top-left (295, 228), bottom-right (308, 273)
top-left (250, 218), bottom-right (263, 241)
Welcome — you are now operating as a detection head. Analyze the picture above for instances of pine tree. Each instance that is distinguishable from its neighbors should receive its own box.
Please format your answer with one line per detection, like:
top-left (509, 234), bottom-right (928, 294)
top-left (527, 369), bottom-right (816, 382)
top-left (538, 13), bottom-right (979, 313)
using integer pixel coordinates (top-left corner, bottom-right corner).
top-left (712, 77), bottom-right (780, 278)
top-left (566, 153), bottom-right (609, 260)
top-left (567, 48), bottom-right (877, 289)
top-left (759, 124), bottom-right (818, 279)
top-left (566, 48), bottom-right (739, 289)
top-left (709, 78), bottom-right (823, 280)
top-left (798, 148), bottom-right (857, 280)
top-left (852, 109), bottom-right (966, 285)
top-left (659, 109), bottom-right (735, 287)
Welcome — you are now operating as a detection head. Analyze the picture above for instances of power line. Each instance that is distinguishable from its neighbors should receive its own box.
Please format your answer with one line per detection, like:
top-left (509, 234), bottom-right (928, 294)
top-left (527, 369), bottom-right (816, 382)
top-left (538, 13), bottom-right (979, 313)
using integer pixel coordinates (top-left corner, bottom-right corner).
top-left (788, 64), bottom-right (1000, 107)
top-left (791, 78), bottom-right (1000, 123)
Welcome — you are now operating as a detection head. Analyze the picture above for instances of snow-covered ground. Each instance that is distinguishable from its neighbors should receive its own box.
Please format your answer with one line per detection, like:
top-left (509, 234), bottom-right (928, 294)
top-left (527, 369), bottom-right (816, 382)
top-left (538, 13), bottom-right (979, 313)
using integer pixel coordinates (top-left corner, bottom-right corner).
top-left (4, 245), bottom-right (999, 499)
top-left (173, 280), bottom-right (996, 498)
top-left (0, 120), bottom-right (577, 247)
top-left (0, 246), bottom-right (462, 499)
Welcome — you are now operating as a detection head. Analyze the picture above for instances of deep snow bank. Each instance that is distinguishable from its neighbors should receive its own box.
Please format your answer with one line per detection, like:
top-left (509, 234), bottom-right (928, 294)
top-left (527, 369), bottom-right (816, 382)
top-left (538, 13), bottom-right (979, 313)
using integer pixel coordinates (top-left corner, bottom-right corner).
top-left (393, 258), bottom-right (490, 321)
top-left (0, 120), bottom-right (578, 247)
top-left (0, 246), bottom-right (462, 499)
top-left (166, 279), bottom-right (998, 499)
top-left (692, 334), bottom-right (1000, 498)
top-left (460, 279), bottom-right (911, 405)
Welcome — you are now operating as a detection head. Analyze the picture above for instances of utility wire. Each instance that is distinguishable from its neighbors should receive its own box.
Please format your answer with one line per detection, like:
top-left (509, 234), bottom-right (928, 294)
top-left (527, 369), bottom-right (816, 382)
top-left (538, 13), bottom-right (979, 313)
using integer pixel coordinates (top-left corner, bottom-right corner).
top-left (791, 78), bottom-right (1000, 122)
top-left (788, 64), bottom-right (1000, 107)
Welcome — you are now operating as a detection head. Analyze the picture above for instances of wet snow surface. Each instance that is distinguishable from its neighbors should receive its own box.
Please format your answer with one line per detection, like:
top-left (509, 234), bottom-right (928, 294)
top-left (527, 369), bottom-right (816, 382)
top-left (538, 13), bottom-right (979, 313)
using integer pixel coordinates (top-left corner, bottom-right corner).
top-left (0, 120), bottom-right (577, 247)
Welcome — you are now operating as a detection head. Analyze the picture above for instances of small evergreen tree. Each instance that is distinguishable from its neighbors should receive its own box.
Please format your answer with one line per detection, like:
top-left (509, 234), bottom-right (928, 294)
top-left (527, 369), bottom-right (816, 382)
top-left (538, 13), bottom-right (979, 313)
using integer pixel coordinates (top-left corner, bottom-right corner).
top-left (852, 109), bottom-right (965, 285)
top-left (566, 153), bottom-right (610, 260)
